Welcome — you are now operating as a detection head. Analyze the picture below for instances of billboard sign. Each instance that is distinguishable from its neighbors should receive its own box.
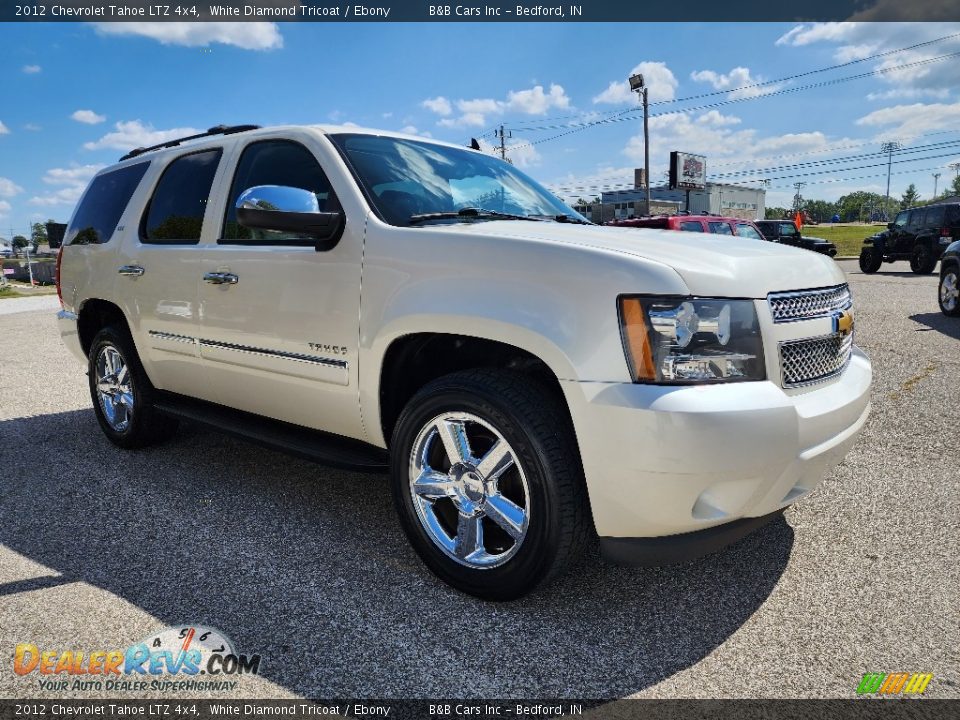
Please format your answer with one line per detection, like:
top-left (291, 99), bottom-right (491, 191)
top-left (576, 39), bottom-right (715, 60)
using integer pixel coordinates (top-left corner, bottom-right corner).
top-left (669, 151), bottom-right (706, 190)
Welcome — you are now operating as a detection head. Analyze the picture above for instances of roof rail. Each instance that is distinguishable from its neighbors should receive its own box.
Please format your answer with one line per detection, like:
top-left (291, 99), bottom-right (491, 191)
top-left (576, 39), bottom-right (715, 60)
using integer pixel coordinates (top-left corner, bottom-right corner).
top-left (119, 124), bottom-right (261, 161)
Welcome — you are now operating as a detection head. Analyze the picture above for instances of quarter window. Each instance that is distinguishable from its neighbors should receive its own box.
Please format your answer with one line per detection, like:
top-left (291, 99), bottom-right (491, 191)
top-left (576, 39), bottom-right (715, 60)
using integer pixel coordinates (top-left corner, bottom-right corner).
top-left (65, 162), bottom-right (149, 245)
top-left (222, 140), bottom-right (337, 244)
top-left (142, 150), bottom-right (222, 244)
top-left (736, 224), bottom-right (764, 240)
top-left (708, 222), bottom-right (733, 235)
top-left (679, 221), bottom-right (703, 232)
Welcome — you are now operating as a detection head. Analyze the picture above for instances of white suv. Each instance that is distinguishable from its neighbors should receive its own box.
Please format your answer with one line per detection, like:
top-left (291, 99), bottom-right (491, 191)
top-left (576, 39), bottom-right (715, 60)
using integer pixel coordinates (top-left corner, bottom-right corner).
top-left (56, 124), bottom-right (871, 599)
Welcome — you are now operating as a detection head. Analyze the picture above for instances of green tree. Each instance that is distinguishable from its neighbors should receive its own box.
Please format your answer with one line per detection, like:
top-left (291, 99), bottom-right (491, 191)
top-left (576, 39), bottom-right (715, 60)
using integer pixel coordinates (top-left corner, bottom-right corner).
top-left (30, 222), bottom-right (47, 252)
top-left (11, 235), bottom-right (28, 253)
top-left (804, 199), bottom-right (838, 223)
top-left (900, 183), bottom-right (921, 209)
top-left (835, 191), bottom-right (887, 222)
top-left (765, 206), bottom-right (790, 219)
top-left (950, 174), bottom-right (960, 198)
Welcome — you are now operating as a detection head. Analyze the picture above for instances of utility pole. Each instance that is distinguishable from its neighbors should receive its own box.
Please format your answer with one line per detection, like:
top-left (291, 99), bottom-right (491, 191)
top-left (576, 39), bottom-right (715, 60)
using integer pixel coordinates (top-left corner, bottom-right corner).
top-left (495, 125), bottom-right (511, 161)
top-left (792, 182), bottom-right (806, 213)
top-left (881, 140), bottom-right (902, 220)
top-left (629, 73), bottom-right (651, 216)
top-left (933, 172), bottom-right (941, 200)
top-left (949, 162), bottom-right (960, 179)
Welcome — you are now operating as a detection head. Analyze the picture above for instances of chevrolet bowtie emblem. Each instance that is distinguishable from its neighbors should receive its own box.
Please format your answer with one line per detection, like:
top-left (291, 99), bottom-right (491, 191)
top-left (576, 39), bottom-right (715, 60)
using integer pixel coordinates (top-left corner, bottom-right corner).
top-left (833, 309), bottom-right (854, 336)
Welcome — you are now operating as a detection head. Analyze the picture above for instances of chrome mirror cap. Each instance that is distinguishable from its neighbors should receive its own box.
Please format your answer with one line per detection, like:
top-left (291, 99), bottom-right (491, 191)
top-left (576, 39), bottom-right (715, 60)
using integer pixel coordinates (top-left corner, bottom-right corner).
top-left (236, 185), bottom-right (320, 214)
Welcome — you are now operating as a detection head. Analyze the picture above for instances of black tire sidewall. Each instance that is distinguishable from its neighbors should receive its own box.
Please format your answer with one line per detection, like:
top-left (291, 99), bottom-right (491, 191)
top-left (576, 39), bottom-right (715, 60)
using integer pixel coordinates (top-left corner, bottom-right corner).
top-left (859, 248), bottom-right (881, 273)
top-left (87, 326), bottom-right (162, 447)
top-left (390, 377), bottom-right (570, 600)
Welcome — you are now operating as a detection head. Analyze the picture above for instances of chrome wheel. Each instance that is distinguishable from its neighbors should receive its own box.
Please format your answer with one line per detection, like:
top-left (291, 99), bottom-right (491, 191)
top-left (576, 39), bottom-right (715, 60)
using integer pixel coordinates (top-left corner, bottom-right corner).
top-left (409, 412), bottom-right (530, 569)
top-left (95, 346), bottom-right (134, 432)
top-left (940, 271), bottom-right (959, 312)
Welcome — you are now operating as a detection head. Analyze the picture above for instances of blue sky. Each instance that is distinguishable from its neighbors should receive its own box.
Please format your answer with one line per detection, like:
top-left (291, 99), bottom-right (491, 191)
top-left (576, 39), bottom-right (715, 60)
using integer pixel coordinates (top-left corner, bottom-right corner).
top-left (1, 21), bottom-right (960, 235)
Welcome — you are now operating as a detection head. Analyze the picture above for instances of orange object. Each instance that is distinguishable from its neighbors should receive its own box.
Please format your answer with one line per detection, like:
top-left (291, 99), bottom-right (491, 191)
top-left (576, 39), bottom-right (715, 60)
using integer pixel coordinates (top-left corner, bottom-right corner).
top-left (794, 211), bottom-right (803, 230)
top-left (619, 297), bottom-right (657, 381)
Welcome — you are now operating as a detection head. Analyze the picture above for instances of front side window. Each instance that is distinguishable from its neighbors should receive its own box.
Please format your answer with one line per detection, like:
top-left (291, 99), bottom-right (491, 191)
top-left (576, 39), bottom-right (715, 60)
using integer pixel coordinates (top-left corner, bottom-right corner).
top-left (66, 162), bottom-right (149, 245)
top-left (142, 149), bottom-right (222, 244)
top-left (893, 211), bottom-right (908, 228)
top-left (679, 221), bottom-right (703, 232)
top-left (779, 222), bottom-right (799, 237)
top-left (222, 140), bottom-right (338, 244)
top-left (708, 222), bottom-right (733, 235)
top-left (329, 133), bottom-right (584, 227)
top-left (736, 224), bottom-right (764, 240)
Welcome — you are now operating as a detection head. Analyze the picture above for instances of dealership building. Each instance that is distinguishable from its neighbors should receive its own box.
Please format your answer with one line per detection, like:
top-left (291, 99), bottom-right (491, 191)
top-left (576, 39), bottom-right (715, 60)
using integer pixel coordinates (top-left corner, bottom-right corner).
top-left (572, 169), bottom-right (766, 223)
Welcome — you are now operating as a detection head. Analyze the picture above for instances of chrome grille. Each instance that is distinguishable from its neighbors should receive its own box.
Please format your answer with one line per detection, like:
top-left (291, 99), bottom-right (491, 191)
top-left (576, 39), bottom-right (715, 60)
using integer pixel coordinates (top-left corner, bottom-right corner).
top-left (768, 284), bottom-right (851, 323)
top-left (779, 332), bottom-right (853, 387)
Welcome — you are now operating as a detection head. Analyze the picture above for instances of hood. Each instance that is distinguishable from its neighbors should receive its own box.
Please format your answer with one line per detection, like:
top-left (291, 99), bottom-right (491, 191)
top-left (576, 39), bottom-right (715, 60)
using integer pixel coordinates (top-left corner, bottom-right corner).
top-left (441, 221), bottom-right (845, 298)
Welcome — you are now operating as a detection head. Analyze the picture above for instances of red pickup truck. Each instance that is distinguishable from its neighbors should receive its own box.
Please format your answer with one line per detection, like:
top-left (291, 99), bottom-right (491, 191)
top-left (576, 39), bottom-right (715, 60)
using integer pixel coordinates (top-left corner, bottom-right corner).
top-left (606, 214), bottom-right (767, 240)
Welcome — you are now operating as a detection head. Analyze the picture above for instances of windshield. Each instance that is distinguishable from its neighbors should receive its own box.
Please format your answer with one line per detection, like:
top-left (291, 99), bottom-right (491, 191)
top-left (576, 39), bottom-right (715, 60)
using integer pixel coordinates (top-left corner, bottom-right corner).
top-left (329, 133), bottom-right (586, 227)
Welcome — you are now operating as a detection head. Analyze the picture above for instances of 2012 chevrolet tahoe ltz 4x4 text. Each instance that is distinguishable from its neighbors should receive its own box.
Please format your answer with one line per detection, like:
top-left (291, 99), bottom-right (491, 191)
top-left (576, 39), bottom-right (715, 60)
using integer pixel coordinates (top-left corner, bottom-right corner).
top-left (56, 124), bottom-right (872, 599)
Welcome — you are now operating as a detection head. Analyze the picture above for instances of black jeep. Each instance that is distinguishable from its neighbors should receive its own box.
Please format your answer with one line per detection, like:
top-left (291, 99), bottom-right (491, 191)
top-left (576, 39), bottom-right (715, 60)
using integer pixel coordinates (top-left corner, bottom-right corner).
top-left (859, 203), bottom-right (960, 274)
top-left (755, 220), bottom-right (837, 257)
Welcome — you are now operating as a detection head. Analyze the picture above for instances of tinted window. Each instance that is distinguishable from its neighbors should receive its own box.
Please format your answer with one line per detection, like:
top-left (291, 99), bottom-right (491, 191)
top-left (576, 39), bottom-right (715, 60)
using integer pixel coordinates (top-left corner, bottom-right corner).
top-left (736, 224), bottom-right (764, 240)
top-left (143, 150), bottom-right (221, 244)
top-left (893, 211), bottom-right (908, 228)
top-left (65, 163), bottom-right (149, 245)
top-left (679, 221), bottom-right (703, 232)
top-left (222, 140), bottom-right (337, 244)
top-left (906, 209), bottom-right (923, 228)
top-left (708, 222), bottom-right (733, 235)
top-left (778, 222), bottom-right (798, 237)
top-left (946, 205), bottom-right (960, 225)
top-left (755, 223), bottom-right (777, 239)
top-left (925, 205), bottom-right (945, 227)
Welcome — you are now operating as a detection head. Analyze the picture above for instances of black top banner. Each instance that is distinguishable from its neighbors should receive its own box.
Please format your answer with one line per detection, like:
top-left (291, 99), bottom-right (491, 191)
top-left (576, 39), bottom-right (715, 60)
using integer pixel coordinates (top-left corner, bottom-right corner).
top-left (4, 0), bottom-right (960, 22)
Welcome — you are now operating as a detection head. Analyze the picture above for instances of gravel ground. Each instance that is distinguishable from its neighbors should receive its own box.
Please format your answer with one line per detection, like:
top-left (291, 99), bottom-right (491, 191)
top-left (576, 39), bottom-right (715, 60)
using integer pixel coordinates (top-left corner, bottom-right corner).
top-left (0, 262), bottom-right (957, 700)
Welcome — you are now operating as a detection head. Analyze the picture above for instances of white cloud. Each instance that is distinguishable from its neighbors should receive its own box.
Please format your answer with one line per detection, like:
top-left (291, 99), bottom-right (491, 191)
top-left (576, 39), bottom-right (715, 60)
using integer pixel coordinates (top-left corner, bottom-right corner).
top-left (473, 138), bottom-right (541, 169)
top-left (866, 87), bottom-right (950, 101)
top-left (92, 22), bottom-right (282, 50)
top-left (775, 22), bottom-right (960, 97)
top-left (400, 125), bottom-right (432, 138)
top-left (0, 200), bottom-right (11, 216)
top-left (592, 62), bottom-right (678, 105)
top-left (436, 84), bottom-right (571, 128)
top-left (24, 123), bottom-right (41, 131)
top-left (29, 164), bottom-right (105, 207)
top-left (83, 120), bottom-right (202, 151)
top-left (0, 177), bottom-right (23, 197)
top-left (71, 109), bottom-right (106, 125)
top-left (422, 96), bottom-right (453, 116)
top-left (22, 65), bottom-right (41, 74)
top-left (0, 121), bottom-right (9, 135)
top-left (697, 110), bottom-right (741, 126)
top-left (856, 101), bottom-right (960, 141)
top-left (690, 66), bottom-right (783, 99)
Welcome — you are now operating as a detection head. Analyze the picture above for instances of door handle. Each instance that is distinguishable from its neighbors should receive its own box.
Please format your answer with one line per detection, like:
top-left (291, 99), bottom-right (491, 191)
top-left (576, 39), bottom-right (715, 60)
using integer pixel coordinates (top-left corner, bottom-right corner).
top-left (203, 271), bottom-right (239, 285)
top-left (118, 265), bottom-right (145, 277)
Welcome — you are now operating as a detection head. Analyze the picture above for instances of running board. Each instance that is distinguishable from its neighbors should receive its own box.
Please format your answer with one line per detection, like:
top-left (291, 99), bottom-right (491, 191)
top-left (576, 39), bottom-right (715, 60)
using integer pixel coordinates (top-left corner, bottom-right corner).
top-left (153, 392), bottom-right (389, 473)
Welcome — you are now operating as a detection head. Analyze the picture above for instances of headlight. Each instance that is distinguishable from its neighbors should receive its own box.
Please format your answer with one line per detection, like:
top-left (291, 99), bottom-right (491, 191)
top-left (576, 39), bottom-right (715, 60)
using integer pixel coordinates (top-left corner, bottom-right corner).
top-left (618, 296), bottom-right (765, 384)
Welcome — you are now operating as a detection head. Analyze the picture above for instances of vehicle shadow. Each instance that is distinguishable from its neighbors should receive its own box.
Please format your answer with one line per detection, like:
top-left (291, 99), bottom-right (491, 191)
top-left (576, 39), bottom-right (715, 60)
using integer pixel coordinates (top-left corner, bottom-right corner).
top-left (0, 409), bottom-right (793, 698)
top-left (909, 312), bottom-right (960, 340)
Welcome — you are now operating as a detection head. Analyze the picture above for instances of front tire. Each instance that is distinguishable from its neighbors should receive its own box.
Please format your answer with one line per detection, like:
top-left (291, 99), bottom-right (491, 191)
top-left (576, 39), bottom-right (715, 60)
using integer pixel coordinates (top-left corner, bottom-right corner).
top-left (859, 247), bottom-right (882, 274)
top-left (940, 267), bottom-right (960, 316)
top-left (88, 325), bottom-right (178, 448)
top-left (390, 369), bottom-right (590, 600)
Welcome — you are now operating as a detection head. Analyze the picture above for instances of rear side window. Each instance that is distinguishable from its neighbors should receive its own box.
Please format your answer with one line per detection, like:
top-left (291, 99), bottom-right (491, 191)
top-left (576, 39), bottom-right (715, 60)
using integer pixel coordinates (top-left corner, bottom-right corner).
top-left (65, 162), bottom-right (149, 245)
top-left (142, 149), bottom-right (222, 244)
top-left (222, 140), bottom-right (337, 244)
top-left (679, 221), bottom-right (703, 232)
top-left (924, 205), bottom-right (945, 227)
top-left (778, 222), bottom-right (798, 236)
top-left (946, 205), bottom-right (960, 225)
top-left (736, 224), bottom-right (764, 240)
top-left (708, 222), bottom-right (733, 235)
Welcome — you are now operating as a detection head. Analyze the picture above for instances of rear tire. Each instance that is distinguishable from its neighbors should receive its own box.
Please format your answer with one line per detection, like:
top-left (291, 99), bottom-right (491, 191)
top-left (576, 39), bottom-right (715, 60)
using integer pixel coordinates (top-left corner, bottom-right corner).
top-left (859, 247), bottom-right (882, 274)
top-left (88, 325), bottom-right (178, 449)
top-left (390, 369), bottom-right (590, 600)
top-left (910, 245), bottom-right (937, 274)
top-left (939, 267), bottom-right (960, 316)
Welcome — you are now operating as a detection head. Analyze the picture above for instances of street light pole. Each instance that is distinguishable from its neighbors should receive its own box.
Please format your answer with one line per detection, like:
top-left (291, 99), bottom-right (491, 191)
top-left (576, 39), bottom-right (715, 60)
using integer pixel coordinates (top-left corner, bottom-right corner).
top-left (629, 73), bottom-right (651, 216)
top-left (881, 140), bottom-right (902, 220)
top-left (933, 172), bottom-right (941, 200)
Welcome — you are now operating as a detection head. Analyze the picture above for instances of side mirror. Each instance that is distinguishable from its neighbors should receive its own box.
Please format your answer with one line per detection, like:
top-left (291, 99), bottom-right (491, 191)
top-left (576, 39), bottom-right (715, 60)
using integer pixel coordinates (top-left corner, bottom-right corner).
top-left (236, 185), bottom-right (344, 251)
top-left (887, 222), bottom-right (895, 230)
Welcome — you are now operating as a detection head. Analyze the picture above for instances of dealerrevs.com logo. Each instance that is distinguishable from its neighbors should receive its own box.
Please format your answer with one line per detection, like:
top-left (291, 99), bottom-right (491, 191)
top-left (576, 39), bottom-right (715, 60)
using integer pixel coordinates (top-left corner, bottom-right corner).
top-left (13, 625), bottom-right (261, 693)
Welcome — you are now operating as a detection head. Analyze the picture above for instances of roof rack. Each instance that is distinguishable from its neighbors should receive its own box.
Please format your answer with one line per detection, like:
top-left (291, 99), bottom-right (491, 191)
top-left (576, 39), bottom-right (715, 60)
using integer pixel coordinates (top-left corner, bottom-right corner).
top-left (119, 124), bottom-right (261, 161)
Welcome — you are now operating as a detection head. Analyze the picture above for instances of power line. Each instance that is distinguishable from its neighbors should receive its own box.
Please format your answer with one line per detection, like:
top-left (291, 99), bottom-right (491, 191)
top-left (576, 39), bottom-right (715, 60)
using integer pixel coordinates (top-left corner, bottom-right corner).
top-left (505, 31), bottom-right (960, 128)
top-left (505, 51), bottom-right (960, 152)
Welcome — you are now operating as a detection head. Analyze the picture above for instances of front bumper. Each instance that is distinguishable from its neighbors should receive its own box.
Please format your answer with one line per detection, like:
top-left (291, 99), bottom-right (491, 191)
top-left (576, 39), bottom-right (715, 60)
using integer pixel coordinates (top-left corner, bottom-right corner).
top-left (57, 310), bottom-right (86, 364)
top-left (562, 347), bottom-right (871, 554)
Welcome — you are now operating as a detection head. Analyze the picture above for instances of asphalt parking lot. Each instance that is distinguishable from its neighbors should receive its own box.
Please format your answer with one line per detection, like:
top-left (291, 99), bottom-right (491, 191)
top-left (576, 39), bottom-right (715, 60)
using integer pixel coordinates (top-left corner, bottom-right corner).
top-left (0, 260), bottom-right (957, 700)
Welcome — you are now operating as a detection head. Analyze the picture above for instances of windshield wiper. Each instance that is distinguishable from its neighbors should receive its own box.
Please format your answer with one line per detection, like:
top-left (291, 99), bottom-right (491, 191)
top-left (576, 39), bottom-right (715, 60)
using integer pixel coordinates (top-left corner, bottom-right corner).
top-left (407, 207), bottom-right (541, 225)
